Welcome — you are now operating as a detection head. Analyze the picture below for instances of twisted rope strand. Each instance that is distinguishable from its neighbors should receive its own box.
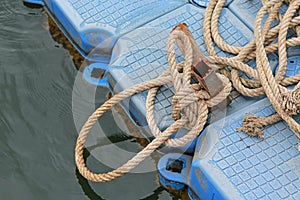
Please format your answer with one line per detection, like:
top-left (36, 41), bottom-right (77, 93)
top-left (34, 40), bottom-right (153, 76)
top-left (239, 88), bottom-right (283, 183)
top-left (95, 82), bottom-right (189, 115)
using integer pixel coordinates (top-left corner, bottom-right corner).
top-left (75, 28), bottom-right (230, 182)
top-left (203, 0), bottom-right (300, 148)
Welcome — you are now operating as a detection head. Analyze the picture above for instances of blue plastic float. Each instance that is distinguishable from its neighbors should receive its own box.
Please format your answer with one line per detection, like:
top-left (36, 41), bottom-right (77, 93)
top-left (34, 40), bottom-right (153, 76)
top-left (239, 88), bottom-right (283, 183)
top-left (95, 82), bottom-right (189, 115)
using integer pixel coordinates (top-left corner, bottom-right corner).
top-left (160, 97), bottom-right (300, 199)
top-left (26, 0), bottom-right (300, 199)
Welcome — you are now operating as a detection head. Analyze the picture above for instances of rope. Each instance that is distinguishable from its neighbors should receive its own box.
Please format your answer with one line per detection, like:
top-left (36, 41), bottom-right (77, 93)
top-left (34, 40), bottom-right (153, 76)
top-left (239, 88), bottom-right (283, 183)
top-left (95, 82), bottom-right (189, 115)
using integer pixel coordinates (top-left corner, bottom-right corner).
top-left (75, 0), bottom-right (300, 182)
top-left (203, 0), bottom-right (300, 149)
top-left (75, 29), bottom-right (231, 182)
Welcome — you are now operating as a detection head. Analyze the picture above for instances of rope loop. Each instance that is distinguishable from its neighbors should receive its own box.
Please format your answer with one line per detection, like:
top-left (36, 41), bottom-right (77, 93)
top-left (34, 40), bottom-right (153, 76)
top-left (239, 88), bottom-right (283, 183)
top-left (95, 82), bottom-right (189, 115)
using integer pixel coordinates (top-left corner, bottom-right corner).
top-left (148, 27), bottom-right (231, 147)
top-left (204, 0), bottom-right (300, 148)
top-left (75, 24), bottom-right (230, 182)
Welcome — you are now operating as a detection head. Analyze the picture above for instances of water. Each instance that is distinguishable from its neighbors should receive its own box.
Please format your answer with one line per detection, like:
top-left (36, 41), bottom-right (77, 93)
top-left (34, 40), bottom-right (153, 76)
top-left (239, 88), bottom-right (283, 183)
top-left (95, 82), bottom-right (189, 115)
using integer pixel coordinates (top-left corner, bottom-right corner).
top-left (0, 1), bottom-right (186, 199)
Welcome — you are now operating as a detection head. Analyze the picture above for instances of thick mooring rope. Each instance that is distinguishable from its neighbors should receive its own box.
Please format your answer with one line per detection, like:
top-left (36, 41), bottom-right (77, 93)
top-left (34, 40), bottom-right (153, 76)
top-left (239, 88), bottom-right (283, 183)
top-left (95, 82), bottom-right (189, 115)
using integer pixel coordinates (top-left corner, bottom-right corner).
top-left (76, 0), bottom-right (300, 182)
top-left (203, 0), bottom-right (300, 146)
top-left (75, 29), bottom-right (231, 182)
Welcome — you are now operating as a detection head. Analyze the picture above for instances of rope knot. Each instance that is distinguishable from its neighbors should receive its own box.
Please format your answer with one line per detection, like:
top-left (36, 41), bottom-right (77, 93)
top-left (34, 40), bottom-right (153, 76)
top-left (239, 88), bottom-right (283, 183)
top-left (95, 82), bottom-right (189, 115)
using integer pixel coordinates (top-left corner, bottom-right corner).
top-left (171, 83), bottom-right (210, 129)
top-left (167, 24), bottom-right (231, 130)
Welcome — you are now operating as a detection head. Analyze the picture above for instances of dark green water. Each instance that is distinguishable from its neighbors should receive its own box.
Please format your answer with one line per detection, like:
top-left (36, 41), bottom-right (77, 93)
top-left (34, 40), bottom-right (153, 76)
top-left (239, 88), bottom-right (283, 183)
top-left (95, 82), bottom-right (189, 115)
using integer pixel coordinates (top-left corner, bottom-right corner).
top-left (0, 1), bottom-right (181, 199)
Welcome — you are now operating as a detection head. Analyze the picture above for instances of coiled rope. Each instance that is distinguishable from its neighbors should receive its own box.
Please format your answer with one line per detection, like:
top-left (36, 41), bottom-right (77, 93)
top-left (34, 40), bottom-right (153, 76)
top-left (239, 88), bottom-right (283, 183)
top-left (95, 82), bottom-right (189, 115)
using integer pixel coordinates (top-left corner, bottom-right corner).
top-left (76, 0), bottom-right (300, 182)
top-left (202, 0), bottom-right (300, 146)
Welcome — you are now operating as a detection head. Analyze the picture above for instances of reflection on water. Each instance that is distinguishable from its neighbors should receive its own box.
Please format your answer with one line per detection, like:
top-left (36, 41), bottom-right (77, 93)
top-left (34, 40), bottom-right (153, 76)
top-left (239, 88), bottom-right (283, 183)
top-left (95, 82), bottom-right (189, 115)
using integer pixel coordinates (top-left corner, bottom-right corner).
top-left (47, 16), bottom-right (84, 69)
top-left (0, 0), bottom-right (187, 199)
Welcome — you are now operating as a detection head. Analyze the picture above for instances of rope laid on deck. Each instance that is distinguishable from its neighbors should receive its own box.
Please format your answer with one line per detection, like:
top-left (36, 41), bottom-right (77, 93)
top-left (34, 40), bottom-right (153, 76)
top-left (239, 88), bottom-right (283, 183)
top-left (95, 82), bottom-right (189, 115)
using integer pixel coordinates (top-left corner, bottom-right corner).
top-left (202, 0), bottom-right (300, 148)
top-left (75, 0), bottom-right (300, 182)
top-left (75, 29), bottom-right (231, 182)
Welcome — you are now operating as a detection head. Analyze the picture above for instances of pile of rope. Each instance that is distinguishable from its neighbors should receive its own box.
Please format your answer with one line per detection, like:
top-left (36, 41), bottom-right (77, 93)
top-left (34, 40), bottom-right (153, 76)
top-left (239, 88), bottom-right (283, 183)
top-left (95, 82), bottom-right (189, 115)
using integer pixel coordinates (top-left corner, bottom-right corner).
top-left (203, 0), bottom-right (300, 146)
top-left (75, 0), bottom-right (300, 182)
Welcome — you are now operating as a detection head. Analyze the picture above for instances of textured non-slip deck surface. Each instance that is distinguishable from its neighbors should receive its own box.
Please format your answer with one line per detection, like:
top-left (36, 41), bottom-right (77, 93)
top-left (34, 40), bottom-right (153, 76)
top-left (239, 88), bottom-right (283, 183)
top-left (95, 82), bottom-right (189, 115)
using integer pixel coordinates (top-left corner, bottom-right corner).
top-left (66, 0), bottom-right (186, 31)
top-left (190, 97), bottom-right (300, 199)
top-left (229, 0), bottom-right (263, 30)
top-left (45, 0), bottom-right (187, 61)
top-left (229, 0), bottom-right (293, 34)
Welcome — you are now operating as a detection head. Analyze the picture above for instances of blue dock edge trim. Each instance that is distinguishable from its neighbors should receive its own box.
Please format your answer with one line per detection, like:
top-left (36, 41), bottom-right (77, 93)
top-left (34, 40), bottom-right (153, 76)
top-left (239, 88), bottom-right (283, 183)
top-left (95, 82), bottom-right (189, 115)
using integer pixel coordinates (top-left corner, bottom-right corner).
top-left (190, 0), bottom-right (233, 8)
top-left (158, 153), bottom-right (192, 191)
top-left (23, 0), bottom-right (44, 6)
top-left (83, 63), bottom-right (108, 87)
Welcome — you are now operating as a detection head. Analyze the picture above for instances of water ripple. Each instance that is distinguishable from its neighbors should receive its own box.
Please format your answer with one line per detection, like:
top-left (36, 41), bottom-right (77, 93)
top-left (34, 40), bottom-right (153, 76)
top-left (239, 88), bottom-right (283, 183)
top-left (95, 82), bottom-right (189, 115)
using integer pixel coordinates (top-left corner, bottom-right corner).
top-left (0, 0), bottom-right (49, 52)
top-left (0, 0), bottom-right (43, 18)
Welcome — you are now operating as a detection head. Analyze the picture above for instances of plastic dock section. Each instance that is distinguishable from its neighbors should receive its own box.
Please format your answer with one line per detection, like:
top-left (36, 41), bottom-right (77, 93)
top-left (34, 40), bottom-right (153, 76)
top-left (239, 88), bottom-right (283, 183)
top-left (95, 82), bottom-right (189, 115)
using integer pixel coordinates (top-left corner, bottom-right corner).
top-left (188, 97), bottom-right (300, 200)
top-left (159, 99), bottom-right (300, 199)
top-left (41, 0), bottom-right (187, 63)
top-left (28, 0), bottom-right (300, 199)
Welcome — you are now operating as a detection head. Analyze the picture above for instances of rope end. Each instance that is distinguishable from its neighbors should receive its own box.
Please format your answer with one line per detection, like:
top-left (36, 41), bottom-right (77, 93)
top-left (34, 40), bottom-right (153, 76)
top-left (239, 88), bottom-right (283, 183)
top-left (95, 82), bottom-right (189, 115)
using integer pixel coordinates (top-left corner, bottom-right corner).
top-left (237, 116), bottom-right (265, 138)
